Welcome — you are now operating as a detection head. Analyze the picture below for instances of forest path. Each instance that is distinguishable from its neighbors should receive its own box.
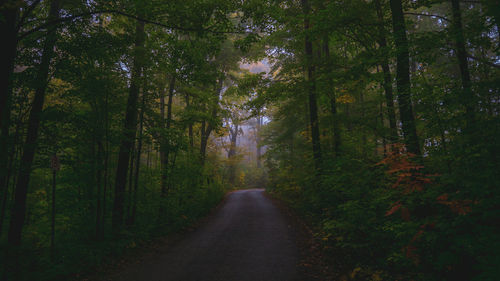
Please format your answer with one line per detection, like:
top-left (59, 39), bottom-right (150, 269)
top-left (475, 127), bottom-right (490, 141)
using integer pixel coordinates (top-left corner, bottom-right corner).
top-left (102, 189), bottom-right (301, 281)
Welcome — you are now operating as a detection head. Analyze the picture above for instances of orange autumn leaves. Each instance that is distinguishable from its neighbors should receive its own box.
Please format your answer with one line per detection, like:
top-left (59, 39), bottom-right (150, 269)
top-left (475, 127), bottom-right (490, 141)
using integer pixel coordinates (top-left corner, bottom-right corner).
top-left (379, 144), bottom-right (472, 218)
top-left (436, 193), bottom-right (474, 215)
top-left (378, 144), bottom-right (475, 263)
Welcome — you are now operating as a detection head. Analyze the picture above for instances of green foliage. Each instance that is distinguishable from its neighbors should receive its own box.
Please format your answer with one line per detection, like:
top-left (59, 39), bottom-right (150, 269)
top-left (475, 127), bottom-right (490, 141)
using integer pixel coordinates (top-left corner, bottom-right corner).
top-left (0, 157), bottom-right (226, 281)
top-left (1, 0), bottom-right (499, 280)
top-left (0, 0), bottom-right (242, 280)
top-left (262, 0), bottom-right (500, 280)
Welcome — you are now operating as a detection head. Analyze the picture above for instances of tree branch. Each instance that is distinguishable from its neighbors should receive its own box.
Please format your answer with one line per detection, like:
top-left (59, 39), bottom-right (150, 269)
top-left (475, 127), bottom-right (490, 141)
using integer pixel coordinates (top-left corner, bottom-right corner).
top-left (18, 9), bottom-right (252, 40)
top-left (467, 53), bottom-right (500, 69)
top-left (17, 0), bottom-right (42, 31)
top-left (404, 12), bottom-right (450, 22)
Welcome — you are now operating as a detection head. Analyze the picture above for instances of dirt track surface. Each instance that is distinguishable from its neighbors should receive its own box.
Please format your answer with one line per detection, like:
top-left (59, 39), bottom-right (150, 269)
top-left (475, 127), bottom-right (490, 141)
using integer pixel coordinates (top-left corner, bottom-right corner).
top-left (104, 189), bottom-right (300, 281)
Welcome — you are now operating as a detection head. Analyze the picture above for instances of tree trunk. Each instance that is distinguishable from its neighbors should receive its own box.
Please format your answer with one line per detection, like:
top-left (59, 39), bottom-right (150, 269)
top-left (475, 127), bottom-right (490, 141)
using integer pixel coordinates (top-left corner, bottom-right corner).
top-left (200, 78), bottom-right (223, 166)
top-left (126, 137), bottom-right (136, 222)
top-left (450, 0), bottom-right (475, 128)
top-left (302, 0), bottom-right (322, 169)
top-left (0, 0), bottom-right (19, 131)
top-left (0, 101), bottom-right (12, 235)
top-left (200, 109), bottom-right (217, 166)
top-left (256, 113), bottom-right (262, 168)
top-left (360, 92), bottom-right (368, 156)
top-left (95, 141), bottom-right (104, 239)
top-left (0, 114), bottom-right (19, 234)
top-left (0, 4), bottom-right (19, 216)
top-left (323, 37), bottom-right (341, 156)
top-left (7, 0), bottom-right (61, 246)
top-left (165, 76), bottom-right (175, 193)
top-left (50, 164), bottom-right (56, 260)
top-left (200, 120), bottom-right (208, 164)
top-left (146, 143), bottom-right (151, 170)
top-left (161, 76), bottom-right (175, 197)
top-left (185, 94), bottom-right (194, 149)
top-left (158, 76), bottom-right (175, 221)
top-left (375, 0), bottom-right (398, 146)
top-left (129, 92), bottom-right (145, 225)
top-left (389, 0), bottom-right (421, 155)
top-left (228, 125), bottom-right (238, 158)
top-left (101, 91), bottom-right (109, 238)
top-left (380, 102), bottom-right (388, 157)
top-left (0, 111), bottom-right (17, 234)
top-left (228, 124), bottom-right (239, 185)
top-left (112, 18), bottom-right (145, 234)
top-left (160, 83), bottom-right (167, 198)
top-left (167, 150), bottom-right (177, 191)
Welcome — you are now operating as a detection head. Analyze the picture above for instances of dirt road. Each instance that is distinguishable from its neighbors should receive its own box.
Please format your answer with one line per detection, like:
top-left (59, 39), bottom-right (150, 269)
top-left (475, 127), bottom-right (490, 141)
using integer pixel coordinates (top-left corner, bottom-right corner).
top-left (104, 189), bottom-right (301, 281)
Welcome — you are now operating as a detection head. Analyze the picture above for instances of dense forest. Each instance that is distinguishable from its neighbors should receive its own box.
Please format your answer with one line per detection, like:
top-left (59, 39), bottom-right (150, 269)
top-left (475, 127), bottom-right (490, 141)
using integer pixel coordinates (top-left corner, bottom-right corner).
top-left (0, 0), bottom-right (499, 280)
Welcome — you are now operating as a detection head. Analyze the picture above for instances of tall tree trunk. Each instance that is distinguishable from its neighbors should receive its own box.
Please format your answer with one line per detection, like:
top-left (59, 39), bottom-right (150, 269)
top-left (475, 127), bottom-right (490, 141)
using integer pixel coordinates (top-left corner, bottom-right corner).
top-left (256, 113), bottom-right (262, 168)
top-left (389, 0), bottom-right (421, 155)
top-left (0, 114), bottom-right (20, 235)
top-left (0, 0), bottom-right (20, 238)
top-left (166, 77), bottom-right (175, 131)
top-left (450, 0), bottom-right (475, 128)
top-left (7, 0), bottom-right (61, 247)
top-left (126, 137), bottom-right (136, 222)
top-left (380, 102), bottom-right (388, 157)
top-left (101, 91), bottom-right (109, 238)
top-left (302, 0), bottom-right (322, 169)
top-left (375, 0), bottom-right (398, 146)
top-left (200, 109), bottom-right (216, 166)
top-left (228, 124), bottom-right (239, 185)
top-left (158, 76), bottom-right (175, 221)
top-left (185, 94), bottom-right (194, 149)
top-left (323, 36), bottom-right (341, 156)
top-left (0, 114), bottom-right (14, 235)
top-left (161, 76), bottom-right (175, 197)
top-left (112, 18), bottom-right (145, 234)
top-left (0, 2), bottom-right (23, 228)
top-left (50, 155), bottom-right (56, 260)
top-left (0, 105), bottom-right (12, 234)
top-left (146, 143), bottom-right (151, 170)
top-left (168, 151), bottom-right (177, 191)
top-left (130, 92), bottom-right (145, 225)
top-left (164, 76), bottom-right (175, 193)
top-left (359, 92), bottom-right (368, 156)
top-left (95, 141), bottom-right (104, 239)
top-left (0, 0), bottom-right (19, 131)
top-left (0, 162), bottom-right (10, 235)
top-left (200, 120), bottom-right (207, 164)
top-left (200, 78), bottom-right (223, 166)
top-left (160, 84), bottom-right (167, 198)
top-left (228, 125), bottom-right (238, 158)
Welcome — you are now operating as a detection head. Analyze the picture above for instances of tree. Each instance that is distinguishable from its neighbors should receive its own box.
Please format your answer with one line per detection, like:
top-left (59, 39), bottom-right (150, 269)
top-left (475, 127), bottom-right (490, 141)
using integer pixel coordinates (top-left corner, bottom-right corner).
top-left (450, 0), bottom-right (474, 128)
top-left (389, 0), bottom-right (420, 155)
top-left (302, 0), bottom-right (322, 170)
top-left (0, 0), bottom-right (19, 130)
top-left (8, 0), bottom-right (61, 247)
top-left (374, 0), bottom-right (398, 146)
top-left (112, 8), bottom-right (146, 233)
top-left (0, 0), bottom-right (20, 236)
